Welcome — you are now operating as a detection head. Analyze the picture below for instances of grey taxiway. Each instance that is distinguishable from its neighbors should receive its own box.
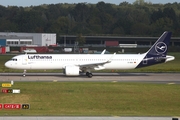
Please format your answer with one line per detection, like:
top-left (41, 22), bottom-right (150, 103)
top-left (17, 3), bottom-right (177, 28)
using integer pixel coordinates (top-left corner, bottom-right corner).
top-left (0, 72), bottom-right (180, 84)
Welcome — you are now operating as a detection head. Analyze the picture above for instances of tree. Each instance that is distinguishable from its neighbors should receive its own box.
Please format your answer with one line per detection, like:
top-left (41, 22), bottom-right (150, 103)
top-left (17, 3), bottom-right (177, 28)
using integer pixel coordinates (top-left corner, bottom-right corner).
top-left (151, 17), bottom-right (174, 36)
top-left (0, 2), bottom-right (180, 36)
top-left (133, 0), bottom-right (145, 5)
top-left (131, 23), bottom-right (152, 35)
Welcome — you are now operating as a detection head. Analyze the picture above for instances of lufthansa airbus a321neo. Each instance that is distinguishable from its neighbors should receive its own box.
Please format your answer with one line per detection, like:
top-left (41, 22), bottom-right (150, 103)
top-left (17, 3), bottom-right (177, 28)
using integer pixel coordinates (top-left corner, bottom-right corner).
top-left (5, 31), bottom-right (175, 78)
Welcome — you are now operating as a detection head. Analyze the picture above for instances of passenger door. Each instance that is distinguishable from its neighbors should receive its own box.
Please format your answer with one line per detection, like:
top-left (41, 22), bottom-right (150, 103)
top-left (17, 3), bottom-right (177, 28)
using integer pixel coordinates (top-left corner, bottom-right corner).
top-left (22, 56), bottom-right (27, 65)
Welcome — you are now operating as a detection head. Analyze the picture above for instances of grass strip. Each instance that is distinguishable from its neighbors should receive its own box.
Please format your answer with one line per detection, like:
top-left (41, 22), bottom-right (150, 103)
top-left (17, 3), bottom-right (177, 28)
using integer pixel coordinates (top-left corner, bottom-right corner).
top-left (0, 82), bottom-right (180, 116)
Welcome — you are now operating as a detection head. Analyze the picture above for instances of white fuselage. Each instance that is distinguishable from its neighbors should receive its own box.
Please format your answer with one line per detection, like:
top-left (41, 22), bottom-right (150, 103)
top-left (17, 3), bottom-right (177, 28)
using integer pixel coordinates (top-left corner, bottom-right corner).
top-left (5, 54), bottom-right (145, 70)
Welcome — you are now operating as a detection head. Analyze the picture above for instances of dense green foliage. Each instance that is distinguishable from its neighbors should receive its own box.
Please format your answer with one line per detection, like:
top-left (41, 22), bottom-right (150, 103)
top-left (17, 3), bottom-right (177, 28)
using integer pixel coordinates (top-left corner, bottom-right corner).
top-left (0, 0), bottom-right (180, 41)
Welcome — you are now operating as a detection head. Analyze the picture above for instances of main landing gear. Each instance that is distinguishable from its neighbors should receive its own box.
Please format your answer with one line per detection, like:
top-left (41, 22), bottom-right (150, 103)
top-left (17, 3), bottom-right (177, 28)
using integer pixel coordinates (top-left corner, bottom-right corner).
top-left (86, 72), bottom-right (93, 78)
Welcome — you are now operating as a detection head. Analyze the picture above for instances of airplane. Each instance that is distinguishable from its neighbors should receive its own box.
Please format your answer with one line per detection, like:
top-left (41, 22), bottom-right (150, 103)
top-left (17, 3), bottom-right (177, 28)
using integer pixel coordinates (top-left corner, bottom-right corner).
top-left (5, 31), bottom-right (175, 78)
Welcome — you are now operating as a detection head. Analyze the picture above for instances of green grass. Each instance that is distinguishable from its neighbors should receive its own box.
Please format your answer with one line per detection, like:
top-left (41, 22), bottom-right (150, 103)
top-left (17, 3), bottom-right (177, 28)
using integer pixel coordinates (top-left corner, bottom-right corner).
top-left (0, 82), bottom-right (180, 116)
top-left (0, 52), bottom-right (180, 72)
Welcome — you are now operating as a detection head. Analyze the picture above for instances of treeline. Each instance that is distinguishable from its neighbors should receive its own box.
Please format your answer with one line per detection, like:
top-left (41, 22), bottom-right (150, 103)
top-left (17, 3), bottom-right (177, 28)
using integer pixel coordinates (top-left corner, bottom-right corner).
top-left (0, 0), bottom-right (180, 39)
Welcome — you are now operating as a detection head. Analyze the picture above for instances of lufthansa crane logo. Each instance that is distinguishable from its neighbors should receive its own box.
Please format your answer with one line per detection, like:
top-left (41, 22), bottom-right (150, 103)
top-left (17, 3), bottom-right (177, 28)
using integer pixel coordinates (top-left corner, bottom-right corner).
top-left (155, 42), bottom-right (167, 54)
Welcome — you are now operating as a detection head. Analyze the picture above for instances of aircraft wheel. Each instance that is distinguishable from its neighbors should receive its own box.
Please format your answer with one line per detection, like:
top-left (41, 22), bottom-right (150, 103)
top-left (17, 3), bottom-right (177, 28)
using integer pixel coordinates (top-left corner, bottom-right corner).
top-left (86, 72), bottom-right (93, 78)
top-left (88, 73), bottom-right (93, 78)
top-left (86, 72), bottom-right (89, 76)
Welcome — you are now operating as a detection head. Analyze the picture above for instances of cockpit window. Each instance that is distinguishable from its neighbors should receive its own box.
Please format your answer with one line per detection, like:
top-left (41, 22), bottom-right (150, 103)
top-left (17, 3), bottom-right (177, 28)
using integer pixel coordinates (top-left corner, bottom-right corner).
top-left (11, 58), bottom-right (17, 61)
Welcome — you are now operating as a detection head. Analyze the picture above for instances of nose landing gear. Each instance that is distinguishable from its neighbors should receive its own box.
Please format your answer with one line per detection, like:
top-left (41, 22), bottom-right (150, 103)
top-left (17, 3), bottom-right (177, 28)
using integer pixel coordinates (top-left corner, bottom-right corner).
top-left (23, 70), bottom-right (26, 77)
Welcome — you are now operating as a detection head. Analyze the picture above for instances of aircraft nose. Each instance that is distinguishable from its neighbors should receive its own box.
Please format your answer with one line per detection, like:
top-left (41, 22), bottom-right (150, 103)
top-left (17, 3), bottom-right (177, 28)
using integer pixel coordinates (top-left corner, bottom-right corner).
top-left (5, 61), bottom-right (11, 68)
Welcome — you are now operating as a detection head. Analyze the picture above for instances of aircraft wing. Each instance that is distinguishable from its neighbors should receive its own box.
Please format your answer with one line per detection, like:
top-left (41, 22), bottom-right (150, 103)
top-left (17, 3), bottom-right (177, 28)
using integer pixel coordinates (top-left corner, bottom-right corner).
top-left (77, 53), bottom-right (116, 70)
top-left (78, 61), bottom-right (109, 67)
top-left (78, 61), bottom-right (109, 71)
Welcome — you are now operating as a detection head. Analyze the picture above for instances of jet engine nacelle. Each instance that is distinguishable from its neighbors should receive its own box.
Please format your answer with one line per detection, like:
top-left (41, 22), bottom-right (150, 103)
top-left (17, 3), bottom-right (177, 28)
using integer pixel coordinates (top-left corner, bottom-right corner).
top-left (64, 65), bottom-right (79, 76)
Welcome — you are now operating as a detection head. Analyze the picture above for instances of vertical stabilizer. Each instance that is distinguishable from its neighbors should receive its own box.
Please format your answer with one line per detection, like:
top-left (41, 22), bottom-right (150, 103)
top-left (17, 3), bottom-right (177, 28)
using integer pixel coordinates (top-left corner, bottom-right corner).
top-left (136, 31), bottom-right (172, 68)
top-left (146, 31), bottom-right (172, 57)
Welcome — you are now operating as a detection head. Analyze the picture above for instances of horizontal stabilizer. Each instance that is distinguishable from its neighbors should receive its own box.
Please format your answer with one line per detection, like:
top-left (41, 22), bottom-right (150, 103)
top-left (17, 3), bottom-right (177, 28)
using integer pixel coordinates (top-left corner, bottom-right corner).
top-left (165, 55), bottom-right (175, 62)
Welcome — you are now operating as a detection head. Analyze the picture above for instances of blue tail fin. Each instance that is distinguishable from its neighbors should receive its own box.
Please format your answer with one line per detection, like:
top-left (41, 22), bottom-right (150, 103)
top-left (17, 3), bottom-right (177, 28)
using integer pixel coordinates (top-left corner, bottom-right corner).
top-left (146, 31), bottom-right (172, 57)
top-left (136, 31), bottom-right (172, 68)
